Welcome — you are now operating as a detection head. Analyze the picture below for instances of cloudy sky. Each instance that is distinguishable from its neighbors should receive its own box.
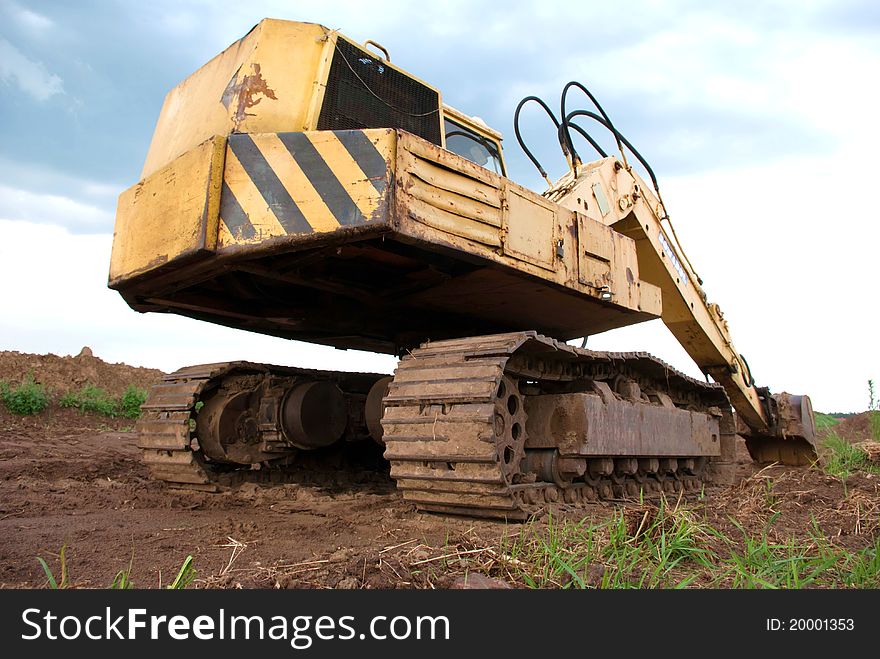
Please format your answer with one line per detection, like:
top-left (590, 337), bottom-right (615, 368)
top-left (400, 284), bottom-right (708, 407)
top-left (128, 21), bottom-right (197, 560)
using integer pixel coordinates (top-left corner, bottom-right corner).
top-left (1, 0), bottom-right (877, 412)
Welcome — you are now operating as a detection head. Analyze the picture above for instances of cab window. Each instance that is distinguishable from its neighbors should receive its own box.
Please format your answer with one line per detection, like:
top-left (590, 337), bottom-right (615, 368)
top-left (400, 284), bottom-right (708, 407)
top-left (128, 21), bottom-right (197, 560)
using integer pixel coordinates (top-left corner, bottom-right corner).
top-left (443, 118), bottom-right (504, 175)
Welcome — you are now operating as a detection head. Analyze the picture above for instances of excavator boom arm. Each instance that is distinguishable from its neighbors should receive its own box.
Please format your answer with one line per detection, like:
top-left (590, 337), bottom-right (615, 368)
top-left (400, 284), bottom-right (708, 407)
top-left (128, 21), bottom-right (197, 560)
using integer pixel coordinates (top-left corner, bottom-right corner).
top-left (551, 160), bottom-right (817, 463)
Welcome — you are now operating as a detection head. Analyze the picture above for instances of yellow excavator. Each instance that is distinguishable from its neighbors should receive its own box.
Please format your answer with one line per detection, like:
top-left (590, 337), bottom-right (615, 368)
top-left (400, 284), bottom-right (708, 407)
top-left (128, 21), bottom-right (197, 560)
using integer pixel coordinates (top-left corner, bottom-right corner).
top-left (109, 19), bottom-right (816, 519)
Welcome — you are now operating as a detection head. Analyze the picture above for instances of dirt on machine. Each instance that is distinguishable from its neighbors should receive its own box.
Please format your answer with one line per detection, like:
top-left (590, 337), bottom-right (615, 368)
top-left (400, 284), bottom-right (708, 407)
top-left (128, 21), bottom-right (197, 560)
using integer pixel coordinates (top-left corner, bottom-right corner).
top-left (109, 19), bottom-right (817, 519)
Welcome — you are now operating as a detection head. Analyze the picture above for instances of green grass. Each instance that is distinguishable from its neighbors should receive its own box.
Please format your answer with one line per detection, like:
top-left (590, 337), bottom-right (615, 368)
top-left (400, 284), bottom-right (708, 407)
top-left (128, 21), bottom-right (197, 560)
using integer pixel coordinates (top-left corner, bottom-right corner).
top-left (0, 374), bottom-right (49, 416)
top-left (59, 384), bottom-right (148, 419)
top-left (871, 411), bottom-right (880, 442)
top-left (723, 518), bottom-right (843, 588)
top-left (36, 546), bottom-right (195, 589)
top-left (494, 507), bottom-right (880, 589)
top-left (823, 432), bottom-right (880, 479)
top-left (59, 384), bottom-right (117, 416)
top-left (814, 412), bottom-right (840, 431)
top-left (36, 544), bottom-right (69, 589)
top-left (167, 555), bottom-right (196, 589)
top-left (499, 502), bottom-right (719, 589)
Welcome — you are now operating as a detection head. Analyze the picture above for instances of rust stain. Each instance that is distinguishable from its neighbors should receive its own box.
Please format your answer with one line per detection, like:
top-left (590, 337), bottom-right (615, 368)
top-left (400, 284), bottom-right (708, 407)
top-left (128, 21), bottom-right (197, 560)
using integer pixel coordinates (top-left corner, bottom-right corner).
top-left (221, 63), bottom-right (278, 130)
top-left (368, 177), bottom-right (390, 222)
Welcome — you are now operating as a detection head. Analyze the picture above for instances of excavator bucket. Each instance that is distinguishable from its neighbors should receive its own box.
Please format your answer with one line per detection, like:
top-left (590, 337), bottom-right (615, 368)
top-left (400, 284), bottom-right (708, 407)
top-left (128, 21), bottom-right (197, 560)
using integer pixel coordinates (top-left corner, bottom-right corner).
top-left (745, 393), bottom-right (819, 466)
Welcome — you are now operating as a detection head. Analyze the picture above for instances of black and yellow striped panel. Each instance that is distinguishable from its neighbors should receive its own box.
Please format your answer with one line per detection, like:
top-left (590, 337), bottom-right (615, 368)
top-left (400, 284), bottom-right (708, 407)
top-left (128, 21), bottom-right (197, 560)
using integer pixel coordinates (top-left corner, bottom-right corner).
top-left (218, 128), bottom-right (393, 247)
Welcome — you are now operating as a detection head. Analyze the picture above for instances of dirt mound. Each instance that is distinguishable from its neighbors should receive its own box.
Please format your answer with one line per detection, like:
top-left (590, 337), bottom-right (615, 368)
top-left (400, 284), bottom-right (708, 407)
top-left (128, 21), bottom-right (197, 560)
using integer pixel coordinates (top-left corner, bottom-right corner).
top-left (829, 412), bottom-right (877, 443)
top-left (0, 348), bottom-right (165, 396)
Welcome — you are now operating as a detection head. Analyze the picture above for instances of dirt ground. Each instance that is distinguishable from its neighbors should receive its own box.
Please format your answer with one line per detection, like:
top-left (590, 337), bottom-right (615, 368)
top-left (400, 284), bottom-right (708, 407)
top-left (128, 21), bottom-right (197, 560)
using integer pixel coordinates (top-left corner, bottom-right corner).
top-left (1, 350), bottom-right (877, 588)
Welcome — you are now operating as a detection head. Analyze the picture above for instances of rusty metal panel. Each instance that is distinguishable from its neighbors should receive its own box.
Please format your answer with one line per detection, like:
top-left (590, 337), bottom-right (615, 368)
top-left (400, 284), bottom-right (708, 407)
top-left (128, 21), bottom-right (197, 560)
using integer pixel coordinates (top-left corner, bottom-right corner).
top-left (577, 214), bottom-right (612, 290)
top-left (579, 213), bottom-right (614, 262)
top-left (524, 392), bottom-right (721, 457)
top-left (217, 128), bottom-right (394, 247)
top-left (503, 189), bottom-right (557, 270)
top-left (577, 212), bottom-right (645, 310)
top-left (109, 135), bottom-right (225, 288)
top-left (397, 132), bottom-right (503, 247)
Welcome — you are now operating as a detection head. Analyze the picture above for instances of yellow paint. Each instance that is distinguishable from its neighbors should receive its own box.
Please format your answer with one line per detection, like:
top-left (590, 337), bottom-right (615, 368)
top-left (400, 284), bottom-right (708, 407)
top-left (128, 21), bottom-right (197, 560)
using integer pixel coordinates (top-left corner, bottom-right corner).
top-left (222, 145), bottom-right (288, 240)
top-left (217, 220), bottom-right (236, 246)
top-left (504, 189), bottom-right (556, 269)
top-left (306, 132), bottom-right (382, 220)
top-left (252, 134), bottom-right (340, 233)
top-left (215, 129), bottom-right (396, 247)
top-left (142, 20), bottom-right (332, 179)
top-left (551, 159), bottom-right (770, 429)
top-left (142, 20), bottom-right (439, 183)
top-left (110, 136), bottom-right (225, 286)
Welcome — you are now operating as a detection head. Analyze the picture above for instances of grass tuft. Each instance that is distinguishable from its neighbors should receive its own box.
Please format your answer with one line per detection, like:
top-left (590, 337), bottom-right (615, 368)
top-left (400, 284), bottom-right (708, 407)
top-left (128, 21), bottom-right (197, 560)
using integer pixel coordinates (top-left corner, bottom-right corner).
top-left (490, 504), bottom-right (880, 589)
top-left (823, 432), bottom-right (879, 479)
top-left (59, 384), bottom-right (117, 416)
top-left (36, 547), bottom-right (196, 589)
top-left (37, 544), bottom-right (69, 589)
top-left (167, 555), bottom-right (196, 589)
top-left (498, 500), bottom-right (719, 589)
top-left (119, 385), bottom-right (149, 419)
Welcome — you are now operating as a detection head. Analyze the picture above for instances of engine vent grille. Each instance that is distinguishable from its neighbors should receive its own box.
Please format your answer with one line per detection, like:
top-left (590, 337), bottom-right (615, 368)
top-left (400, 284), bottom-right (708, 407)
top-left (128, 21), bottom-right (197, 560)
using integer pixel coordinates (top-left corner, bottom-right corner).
top-left (317, 38), bottom-right (441, 145)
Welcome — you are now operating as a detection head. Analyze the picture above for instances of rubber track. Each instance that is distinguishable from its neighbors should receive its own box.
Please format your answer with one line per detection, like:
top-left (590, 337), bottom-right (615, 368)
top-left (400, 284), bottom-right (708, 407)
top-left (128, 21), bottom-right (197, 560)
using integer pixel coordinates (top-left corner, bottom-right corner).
top-left (382, 331), bottom-right (726, 520)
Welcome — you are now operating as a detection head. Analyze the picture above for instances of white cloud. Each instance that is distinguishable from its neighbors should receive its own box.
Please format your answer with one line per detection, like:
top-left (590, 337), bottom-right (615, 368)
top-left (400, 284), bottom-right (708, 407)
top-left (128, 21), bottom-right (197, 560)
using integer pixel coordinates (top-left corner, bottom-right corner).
top-left (0, 1), bottom-right (54, 39)
top-left (0, 157), bottom-right (119, 202)
top-left (0, 38), bottom-right (63, 101)
top-left (564, 9), bottom-right (880, 140)
top-left (0, 184), bottom-right (113, 231)
top-left (7, 2), bottom-right (53, 35)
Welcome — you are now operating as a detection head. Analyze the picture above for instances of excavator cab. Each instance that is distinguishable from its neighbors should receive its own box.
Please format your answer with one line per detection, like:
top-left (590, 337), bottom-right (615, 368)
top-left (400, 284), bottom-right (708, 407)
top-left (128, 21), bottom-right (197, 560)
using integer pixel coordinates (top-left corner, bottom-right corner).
top-left (442, 105), bottom-right (506, 175)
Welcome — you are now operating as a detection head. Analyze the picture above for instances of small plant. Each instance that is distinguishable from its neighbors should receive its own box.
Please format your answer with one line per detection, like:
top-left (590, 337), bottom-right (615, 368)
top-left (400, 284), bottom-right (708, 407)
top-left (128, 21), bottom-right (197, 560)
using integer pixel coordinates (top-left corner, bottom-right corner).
top-left (35, 548), bottom-right (197, 589)
top-left (36, 545), bottom-right (70, 589)
top-left (59, 383), bottom-right (148, 419)
top-left (167, 555), bottom-right (196, 589)
top-left (1, 374), bottom-right (49, 415)
top-left (119, 385), bottom-right (148, 419)
top-left (110, 569), bottom-right (134, 589)
top-left (110, 549), bottom-right (136, 589)
top-left (763, 479), bottom-right (778, 511)
top-left (59, 384), bottom-right (117, 416)
top-left (869, 380), bottom-right (880, 441)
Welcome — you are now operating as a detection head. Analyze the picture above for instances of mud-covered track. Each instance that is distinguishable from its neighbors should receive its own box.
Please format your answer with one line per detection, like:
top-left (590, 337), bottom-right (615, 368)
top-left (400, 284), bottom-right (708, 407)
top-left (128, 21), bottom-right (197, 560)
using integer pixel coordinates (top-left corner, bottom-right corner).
top-left (138, 334), bottom-right (735, 521)
top-left (137, 362), bottom-right (384, 490)
top-left (382, 332), bottom-right (733, 520)
top-left (138, 363), bottom-right (234, 491)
